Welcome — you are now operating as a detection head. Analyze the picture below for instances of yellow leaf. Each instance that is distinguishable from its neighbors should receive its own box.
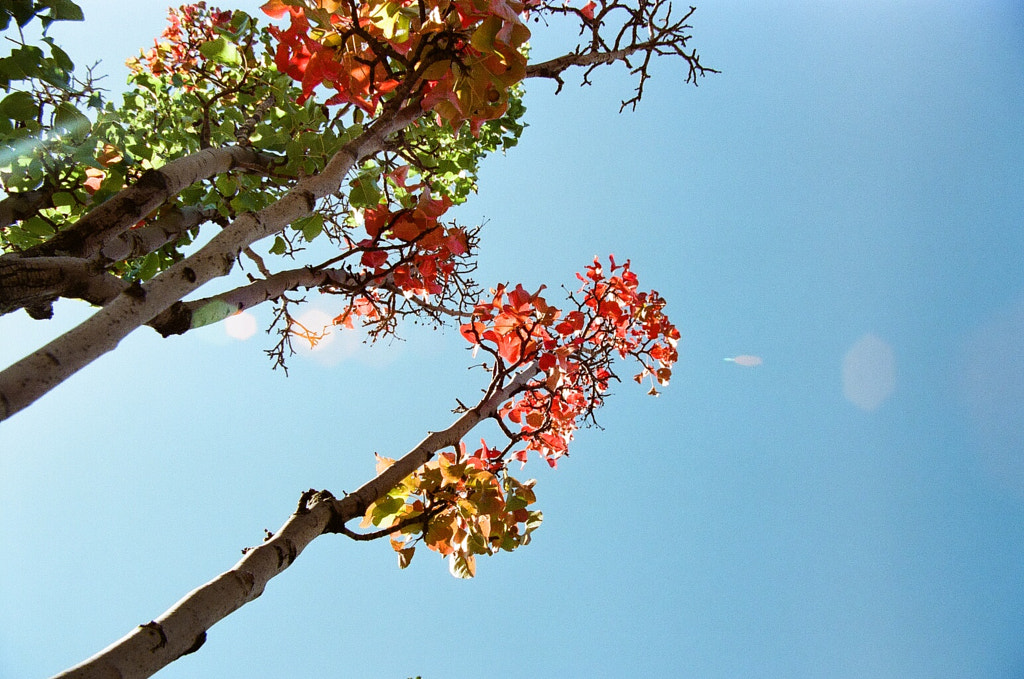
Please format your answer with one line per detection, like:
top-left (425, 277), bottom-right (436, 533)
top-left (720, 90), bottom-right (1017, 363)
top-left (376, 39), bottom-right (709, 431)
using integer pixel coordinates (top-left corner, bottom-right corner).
top-left (448, 551), bottom-right (476, 578)
top-left (375, 452), bottom-right (395, 475)
top-left (360, 501), bottom-right (377, 528)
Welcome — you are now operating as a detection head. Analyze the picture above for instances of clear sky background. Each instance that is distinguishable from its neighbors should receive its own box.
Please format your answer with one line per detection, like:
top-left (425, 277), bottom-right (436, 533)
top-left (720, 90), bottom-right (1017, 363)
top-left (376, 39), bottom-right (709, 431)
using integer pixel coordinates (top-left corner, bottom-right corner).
top-left (2, 1), bottom-right (1023, 677)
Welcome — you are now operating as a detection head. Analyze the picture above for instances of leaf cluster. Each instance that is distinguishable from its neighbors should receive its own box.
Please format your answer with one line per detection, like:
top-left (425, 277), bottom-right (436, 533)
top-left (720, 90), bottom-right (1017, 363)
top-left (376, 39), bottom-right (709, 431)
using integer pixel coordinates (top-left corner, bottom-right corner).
top-left (361, 448), bottom-right (542, 578)
top-left (347, 256), bottom-right (678, 578)
top-left (0, 0), bottom-right (526, 329)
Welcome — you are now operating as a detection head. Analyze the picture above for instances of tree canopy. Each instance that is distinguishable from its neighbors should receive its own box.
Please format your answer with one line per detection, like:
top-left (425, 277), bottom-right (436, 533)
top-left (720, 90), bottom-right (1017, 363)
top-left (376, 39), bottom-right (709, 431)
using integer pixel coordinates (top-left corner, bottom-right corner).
top-left (1, 0), bottom-right (710, 675)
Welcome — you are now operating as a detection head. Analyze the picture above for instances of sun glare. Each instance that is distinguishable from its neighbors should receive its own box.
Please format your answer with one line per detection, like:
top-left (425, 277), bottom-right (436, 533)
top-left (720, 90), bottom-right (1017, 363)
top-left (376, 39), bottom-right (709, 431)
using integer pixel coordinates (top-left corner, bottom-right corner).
top-left (224, 311), bottom-right (258, 340)
top-left (842, 333), bottom-right (895, 411)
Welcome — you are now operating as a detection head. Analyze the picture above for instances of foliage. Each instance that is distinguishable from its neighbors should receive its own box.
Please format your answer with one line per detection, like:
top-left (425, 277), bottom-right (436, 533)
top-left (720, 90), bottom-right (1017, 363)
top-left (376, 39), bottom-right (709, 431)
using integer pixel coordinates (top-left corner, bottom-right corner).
top-left (0, 0), bottom-right (94, 249)
top-left (0, 0), bottom-right (713, 672)
top-left (363, 256), bottom-right (679, 576)
top-left (0, 0), bottom-right (710, 560)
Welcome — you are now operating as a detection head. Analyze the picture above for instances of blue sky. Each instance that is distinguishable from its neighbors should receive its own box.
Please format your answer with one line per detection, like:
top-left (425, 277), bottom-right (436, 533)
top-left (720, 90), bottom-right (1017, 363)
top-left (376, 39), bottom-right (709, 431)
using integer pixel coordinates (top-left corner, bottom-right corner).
top-left (2, 1), bottom-right (1024, 677)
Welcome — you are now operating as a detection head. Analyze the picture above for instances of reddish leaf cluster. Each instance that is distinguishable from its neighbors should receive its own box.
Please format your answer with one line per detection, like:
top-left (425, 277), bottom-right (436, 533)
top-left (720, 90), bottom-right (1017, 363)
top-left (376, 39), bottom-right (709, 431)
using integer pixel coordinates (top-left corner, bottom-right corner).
top-left (127, 2), bottom-right (233, 81)
top-left (357, 182), bottom-right (469, 297)
top-left (262, 0), bottom-right (530, 129)
top-left (362, 257), bottom-right (678, 576)
top-left (461, 256), bottom-right (680, 467)
top-left (263, 1), bottom-right (399, 111)
top-left (317, 167), bottom-right (473, 335)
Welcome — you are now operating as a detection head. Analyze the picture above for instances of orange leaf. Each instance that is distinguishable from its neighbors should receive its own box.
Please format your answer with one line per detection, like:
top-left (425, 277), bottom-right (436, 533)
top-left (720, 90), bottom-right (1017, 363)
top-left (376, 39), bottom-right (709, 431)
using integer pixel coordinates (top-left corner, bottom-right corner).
top-left (261, 0), bottom-right (293, 20)
top-left (82, 168), bottom-right (105, 194)
top-left (97, 144), bottom-right (122, 167)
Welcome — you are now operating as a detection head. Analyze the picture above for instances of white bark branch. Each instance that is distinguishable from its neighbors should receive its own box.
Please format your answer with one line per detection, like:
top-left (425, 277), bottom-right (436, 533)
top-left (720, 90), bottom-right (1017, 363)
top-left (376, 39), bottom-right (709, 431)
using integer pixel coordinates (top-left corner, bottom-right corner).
top-left (145, 264), bottom-right (369, 336)
top-left (0, 105), bottom-right (422, 422)
top-left (98, 206), bottom-right (218, 263)
top-left (21, 146), bottom-right (273, 261)
top-left (54, 364), bottom-right (539, 679)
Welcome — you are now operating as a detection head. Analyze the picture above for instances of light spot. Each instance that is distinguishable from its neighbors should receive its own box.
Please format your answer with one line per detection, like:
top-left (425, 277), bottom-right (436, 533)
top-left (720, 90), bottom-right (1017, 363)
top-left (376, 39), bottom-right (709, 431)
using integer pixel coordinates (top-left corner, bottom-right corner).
top-left (842, 333), bottom-right (895, 411)
top-left (224, 311), bottom-right (257, 340)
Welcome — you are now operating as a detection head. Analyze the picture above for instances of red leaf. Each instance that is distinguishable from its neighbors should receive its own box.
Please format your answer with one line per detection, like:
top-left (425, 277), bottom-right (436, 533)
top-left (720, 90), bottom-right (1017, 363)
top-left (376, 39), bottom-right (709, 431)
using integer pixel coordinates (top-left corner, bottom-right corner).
top-left (459, 321), bottom-right (486, 344)
top-left (360, 249), bottom-right (388, 270)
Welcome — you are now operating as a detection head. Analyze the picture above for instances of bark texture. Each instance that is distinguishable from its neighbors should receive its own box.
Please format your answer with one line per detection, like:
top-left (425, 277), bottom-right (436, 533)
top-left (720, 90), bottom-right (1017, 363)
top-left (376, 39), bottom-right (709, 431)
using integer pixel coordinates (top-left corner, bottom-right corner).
top-left (0, 256), bottom-right (127, 317)
top-left (0, 186), bottom-right (55, 229)
top-left (21, 146), bottom-right (272, 261)
top-left (97, 206), bottom-right (217, 263)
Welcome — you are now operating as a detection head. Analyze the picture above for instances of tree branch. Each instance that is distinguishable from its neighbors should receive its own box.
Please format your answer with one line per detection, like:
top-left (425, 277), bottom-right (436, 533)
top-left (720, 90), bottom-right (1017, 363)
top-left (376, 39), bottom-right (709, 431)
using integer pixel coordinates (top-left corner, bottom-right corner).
top-left (524, 1), bottom-right (716, 107)
top-left (526, 46), bottom-right (641, 88)
top-left (52, 489), bottom-right (338, 679)
top-left (0, 186), bottom-right (55, 230)
top-left (53, 362), bottom-right (540, 679)
top-left (326, 363), bottom-right (540, 525)
top-left (146, 265), bottom-right (368, 337)
top-left (18, 145), bottom-right (274, 261)
top-left (0, 104), bottom-right (423, 422)
top-left (0, 208), bottom-right (218, 320)
top-left (0, 256), bottom-right (127, 318)
top-left (98, 206), bottom-right (219, 263)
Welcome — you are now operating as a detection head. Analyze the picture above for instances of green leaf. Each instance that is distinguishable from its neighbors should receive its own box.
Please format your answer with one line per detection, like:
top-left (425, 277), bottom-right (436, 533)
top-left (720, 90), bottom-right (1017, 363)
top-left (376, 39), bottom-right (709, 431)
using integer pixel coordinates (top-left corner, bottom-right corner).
top-left (3, 225), bottom-right (41, 249)
top-left (293, 214), bottom-right (323, 242)
top-left (229, 191), bottom-right (262, 213)
top-left (370, 495), bottom-right (406, 528)
top-left (137, 252), bottom-right (160, 281)
top-left (21, 216), bottom-right (54, 238)
top-left (45, 0), bottom-right (84, 21)
top-left (70, 142), bottom-right (100, 168)
top-left (226, 9), bottom-right (252, 35)
top-left (198, 37), bottom-right (240, 66)
top-left (0, 91), bottom-right (40, 121)
top-left (470, 15), bottom-right (502, 54)
top-left (215, 174), bottom-right (237, 196)
top-left (5, 1), bottom-right (39, 29)
top-left (45, 41), bottom-right (74, 72)
top-left (51, 191), bottom-right (75, 207)
top-left (348, 176), bottom-right (381, 208)
top-left (269, 236), bottom-right (287, 255)
top-left (505, 495), bottom-right (528, 512)
top-left (53, 101), bottom-right (90, 140)
top-left (127, 143), bottom-right (152, 162)
top-left (367, 2), bottom-right (410, 42)
top-left (1, 45), bottom-right (45, 82)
